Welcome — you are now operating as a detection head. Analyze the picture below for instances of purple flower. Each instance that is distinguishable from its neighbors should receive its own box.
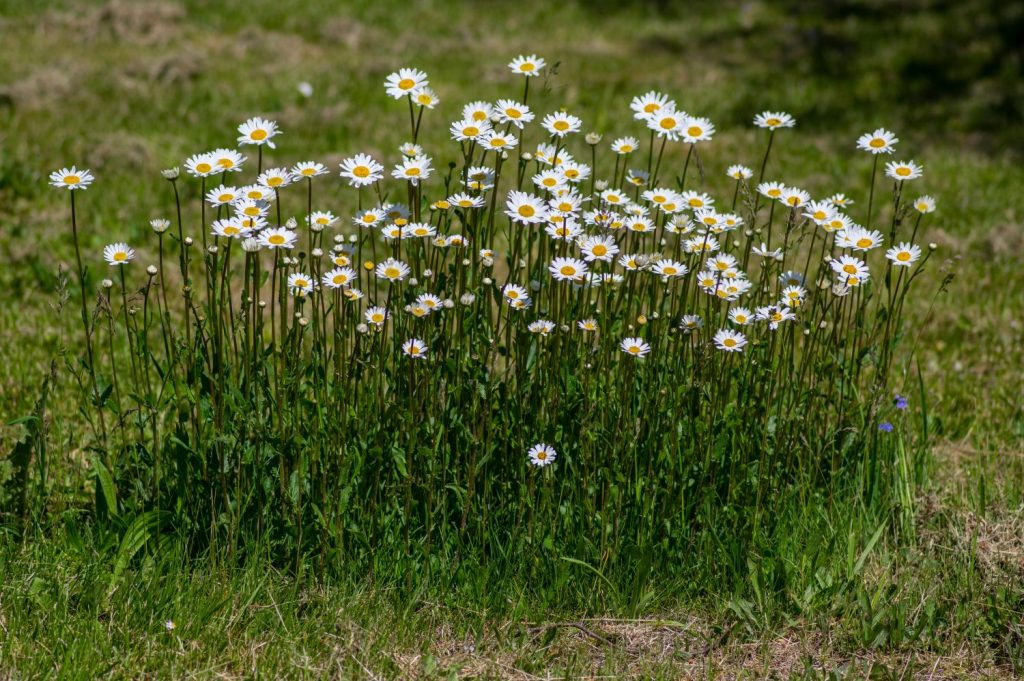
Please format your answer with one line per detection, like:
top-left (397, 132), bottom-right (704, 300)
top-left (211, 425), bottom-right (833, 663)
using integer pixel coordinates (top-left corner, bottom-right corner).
top-left (894, 395), bottom-right (908, 410)
top-left (878, 421), bottom-right (894, 433)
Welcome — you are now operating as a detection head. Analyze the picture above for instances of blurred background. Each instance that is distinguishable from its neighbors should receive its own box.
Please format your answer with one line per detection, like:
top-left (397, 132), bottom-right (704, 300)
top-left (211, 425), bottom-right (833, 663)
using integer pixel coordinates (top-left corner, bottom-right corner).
top-left (0, 0), bottom-right (1020, 450)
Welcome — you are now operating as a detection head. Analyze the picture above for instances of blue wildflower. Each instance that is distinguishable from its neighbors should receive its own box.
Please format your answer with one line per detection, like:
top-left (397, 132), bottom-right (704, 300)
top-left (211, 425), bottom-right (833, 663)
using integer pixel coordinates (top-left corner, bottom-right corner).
top-left (878, 421), bottom-right (894, 432)
top-left (894, 395), bottom-right (908, 410)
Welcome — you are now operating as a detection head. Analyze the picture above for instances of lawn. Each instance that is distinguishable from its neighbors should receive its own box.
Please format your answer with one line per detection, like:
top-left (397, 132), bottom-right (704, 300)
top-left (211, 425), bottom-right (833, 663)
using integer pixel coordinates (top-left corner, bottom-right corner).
top-left (1, 0), bottom-right (1022, 678)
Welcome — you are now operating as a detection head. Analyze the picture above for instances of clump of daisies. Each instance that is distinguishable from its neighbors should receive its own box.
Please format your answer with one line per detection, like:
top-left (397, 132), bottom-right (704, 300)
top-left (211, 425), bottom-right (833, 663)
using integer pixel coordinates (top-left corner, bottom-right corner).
top-left (49, 54), bottom-right (941, 573)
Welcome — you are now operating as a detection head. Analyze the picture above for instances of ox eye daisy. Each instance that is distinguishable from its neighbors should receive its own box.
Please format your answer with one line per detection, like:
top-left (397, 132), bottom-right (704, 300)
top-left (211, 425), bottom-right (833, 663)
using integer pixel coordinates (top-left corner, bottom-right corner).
top-left (527, 443), bottom-right (557, 467)
top-left (509, 54), bottom-right (545, 76)
top-left (401, 337), bottom-right (428, 358)
top-left (651, 259), bottom-right (687, 278)
top-left (384, 68), bottom-right (428, 99)
top-left (506, 191), bottom-right (548, 224)
top-left (729, 307), bottom-right (752, 325)
top-left (630, 91), bottom-right (674, 120)
top-left (103, 243), bottom-right (135, 266)
top-left (412, 87), bottom-right (439, 109)
top-left (542, 112), bottom-right (582, 138)
top-left (376, 257), bottom-right (411, 282)
top-left (681, 116), bottom-right (715, 143)
top-left (528, 320), bottom-right (556, 335)
top-left (913, 195), bottom-right (936, 214)
top-left (753, 111), bottom-right (795, 130)
top-left (287, 273), bottom-right (314, 297)
top-left (620, 337), bottom-right (651, 357)
top-left (549, 256), bottom-right (588, 282)
top-left (611, 137), bottom-right (640, 155)
top-left (237, 117), bottom-right (280, 148)
top-left (885, 160), bottom-right (923, 181)
top-left (856, 127), bottom-right (898, 154)
top-left (257, 167), bottom-right (293, 189)
top-left (727, 165), bottom-right (753, 180)
top-left (886, 242), bottom-right (921, 266)
top-left (364, 306), bottom-right (388, 326)
top-left (292, 161), bottom-right (327, 178)
top-left (259, 228), bottom-right (298, 250)
top-left (185, 153), bottom-right (217, 178)
top-left (322, 267), bottom-right (356, 289)
top-left (579, 235), bottom-right (619, 263)
top-left (206, 185), bottom-right (239, 206)
top-left (339, 154), bottom-right (384, 187)
top-left (450, 118), bottom-right (491, 141)
top-left (392, 156), bottom-right (433, 185)
top-left (577, 318), bottom-right (598, 332)
top-left (211, 148), bottom-right (245, 172)
top-left (714, 329), bottom-right (747, 352)
top-left (50, 166), bottom-right (94, 190)
top-left (495, 99), bottom-right (534, 128)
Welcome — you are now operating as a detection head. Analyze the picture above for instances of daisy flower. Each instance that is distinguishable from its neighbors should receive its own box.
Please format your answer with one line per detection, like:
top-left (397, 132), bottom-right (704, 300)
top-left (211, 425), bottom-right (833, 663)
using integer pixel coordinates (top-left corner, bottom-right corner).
top-left (233, 198), bottom-right (268, 219)
top-left (780, 285), bottom-right (807, 307)
top-left (292, 161), bottom-right (327, 179)
top-left (411, 87), bottom-right (439, 109)
top-left (680, 190), bottom-right (713, 209)
top-left (307, 211), bottom-right (338, 229)
top-left (856, 127), bottom-right (898, 154)
top-left (651, 259), bottom-right (688, 278)
top-left (392, 156), bottom-right (433, 185)
top-left (185, 153), bottom-right (217, 177)
top-left (757, 181), bottom-right (785, 200)
top-left (560, 161), bottom-right (590, 183)
top-left (322, 266), bottom-right (356, 289)
top-left (240, 184), bottom-right (273, 201)
top-left (211, 219), bottom-right (247, 239)
top-left (237, 117), bottom-right (280, 148)
top-left (680, 315), bottom-right (703, 332)
top-left (532, 169), bottom-right (566, 192)
top-left (886, 242), bottom-right (921, 266)
top-left (495, 99), bottom-right (534, 128)
top-left (339, 154), bottom-right (384, 187)
top-left (681, 117), bottom-right (715, 143)
top-left (528, 320), bottom-right (556, 335)
top-left (384, 68), bottom-right (428, 99)
top-left (462, 101), bottom-right (494, 122)
top-left (913, 196), bottom-right (936, 214)
top-left (779, 270), bottom-right (805, 287)
top-left (753, 111), bottom-right (796, 130)
top-left (755, 305), bottom-right (795, 330)
top-left (376, 257), bottom-right (411, 282)
top-left (837, 226), bottom-right (884, 251)
top-left (403, 222), bottom-right (436, 238)
top-left (287, 272), bottom-right (314, 297)
top-left (206, 185), bottom-right (239, 206)
top-left (364, 306), bottom-right (388, 326)
top-left (449, 192), bottom-right (486, 209)
top-left (259, 228), bottom-right (298, 250)
top-left (752, 242), bottom-right (783, 260)
top-left (211, 148), bottom-right (245, 172)
top-left (611, 137), bottom-right (639, 155)
top-left (450, 118), bottom-right (492, 141)
top-left (630, 91), bottom-right (674, 120)
top-left (50, 166), bottom-right (94, 190)
top-left (548, 192), bottom-right (584, 215)
top-left (884, 160), bottom-right (923, 181)
top-left (527, 443), bottom-right (557, 467)
top-left (257, 167), bottom-right (293, 189)
top-left (399, 143), bottom-right (424, 158)
top-left (578, 318), bottom-right (598, 332)
top-left (713, 329), bottom-right (747, 352)
top-left (779, 187), bottom-right (810, 208)
top-left (505, 191), bottom-right (548, 224)
top-left (726, 164), bottom-right (753, 180)
top-left (401, 338), bottom-right (428, 359)
top-left (549, 256), bottom-right (588, 282)
top-left (480, 130), bottom-right (518, 152)
top-left (830, 255), bottom-right (871, 285)
top-left (578, 235), bottom-right (619, 262)
top-left (827, 193), bottom-right (854, 208)
top-left (803, 201), bottom-right (835, 224)
top-left (647, 109), bottom-right (684, 139)
top-left (620, 337), bottom-right (651, 357)
top-left (541, 111), bottom-right (582, 138)
top-left (729, 307), bottom-right (752, 325)
top-left (353, 207), bottom-right (386, 228)
top-left (417, 293), bottom-right (443, 310)
top-left (103, 243), bottom-right (135, 266)
top-left (509, 54), bottom-right (545, 76)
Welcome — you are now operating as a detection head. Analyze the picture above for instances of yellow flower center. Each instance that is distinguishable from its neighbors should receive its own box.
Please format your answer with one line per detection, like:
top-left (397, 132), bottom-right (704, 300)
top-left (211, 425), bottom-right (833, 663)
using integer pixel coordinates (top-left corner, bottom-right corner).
top-left (643, 103), bottom-right (659, 113)
top-left (856, 238), bottom-right (872, 248)
top-left (689, 198), bottom-right (703, 206)
top-left (736, 315), bottom-right (747, 323)
top-left (218, 159), bottom-right (234, 168)
top-left (593, 244), bottom-right (607, 256)
top-left (660, 118), bottom-right (676, 130)
top-left (114, 252), bottom-right (127, 262)
top-left (897, 251), bottom-right (911, 262)
top-left (417, 94), bottom-right (432, 105)
top-left (687, 126), bottom-right (702, 137)
top-left (63, 175), bottom-right (80, 184)
top-left (767, 189), bottom-right (781, 198)
top-left (620, 144), bottom-right (633, 152)
top-left (628, 346), bottom-right (640, 354)
top-left (896, 167), bottom-right (911, 176)
top-left (244, 206), bottom-right (259, 216)
top-left (506, 108), bottom-right (521, 118)
top-left (405, 167), bottom-right (421, 176)
top-left (463, 126), bottom-right (479, 136)
top-left (224, 226), bottom-right (239, 236)
top-left (334, 275), bottom-right (347, 285)
top-left (362, 214), bottom-right (375, 223)
top-left (520, 63), bottom-right (535, 72)
top-left (724, 338), bottom-right (737, 347)
top-left (294, 279), bottom-right (308, 288)
top-left (353, 166), bottom-right (370, 178)
top-left (766, 118), bottom-right (780, 126)
top-left (869, 138), bottom-right (885, 148)
top-left (518, 205), bottom-right (535, 218)
top-left (559, 265), bottom-right (576, 277)
top-left (196, 163), bottom-right (212, 173)
top-left (250, 130), bottom-right (267, 141)
top-left (218, 193), bottom-right (233, 202)
top-left (398, 78), bottom-right (415, 90)
top-left (269, 235), bottom-right (285, 245)
top-left (267, 177), bottom-right (283, 187)
top-left (553, 120), bottom-right (569, 131)
top-left (371, 313), bottom-right (383, 322)
top-left (843, 264), bottom-right (857, 274)
top-left (787, 196), bottom-right (800, 206)
top-left (301, 168), bottom-right (316, 176)
top-left (490, 138), bottom-right (505, 147)
top-left (663, 266), bottom-right (677, 275)
top-left (384, 267), bottom-right (400, 278)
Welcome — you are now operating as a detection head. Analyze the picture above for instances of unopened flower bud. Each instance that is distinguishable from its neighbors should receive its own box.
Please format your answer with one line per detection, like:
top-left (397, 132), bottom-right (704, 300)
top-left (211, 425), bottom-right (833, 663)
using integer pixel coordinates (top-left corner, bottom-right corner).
top-left (146, 265), bottom-right (158, 276)
top-left (102, 279), bottom-right (113, 288)
top-left (585, 132), bottom-right (602, 145)
top-left (161, 167), bottom-right (180, 180)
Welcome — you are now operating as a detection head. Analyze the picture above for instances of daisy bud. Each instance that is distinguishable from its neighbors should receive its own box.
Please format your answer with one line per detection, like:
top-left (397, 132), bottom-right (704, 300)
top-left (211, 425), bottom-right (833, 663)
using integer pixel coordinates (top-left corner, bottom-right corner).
top-left (733, 240), bottom-right (740, 248)
top-left (423, 269), bottom-right (433, 278)
top-left (744, 230), bottom-right (753, 237)
top-left (483, 277), bottom-right (493, 285)
top-left (363, 260), bottom-right (375, 270)
top-left (637, 315), bottom-right (647, 325)
top-left (241, 238), bottom-right (260, 252)
top-left (408, 277), bottom-right (418, 286)
top-left (146, 265), bottom-right (158, 276)
top-left (285, 217), bottom-right (298, 229)
top-left (819, 321), bottom-right (827, 329)
top-left (585, 132), bottom-right (602, 145)
top-left (294, 311), bottom-right (302, 319)
top-left (481, 257), bottom-right (493, 267)
top-left (521, 152), bottom-right (533, 162)
top-left (184, 237), bottom-right (193, 247)
top-left (356, 323), bottom-right (369, 334)
top-left (259, 301), bottom-right (266, 308)
top-left (929, 243), bottom-right (937, 250)
top-left (594, 179), bottom-right (608, 191)
top-left (460, 293), bottom-right (476, 305)
top-left (529, 280), bottom-right (541, 291)
top-left (443, 299), bottom-right (454, 308)
top-left (310, 224), bottom-right (324, 233)
top-left (462, 258), bottom-right (472, 266)
top-left (560, 324), bottom-right (570, 332)
top-left (129, 308), bottom-right (137, 316)
top-left (102, 279), bottom-right (113, 288)
top-left (349, 234), bottom-right (358, 243)
top-left (803, 329), bottom-right (810, 335)
top-left (651, 312), bottom-right (660, 319)
top-left (150, 219), bottom-right (171, 234)
top-left (334, 235), bottom-right (344, 243)
top-left (208, 246), bottom-right (218, 255)
top-left (297, 81), bottom-right (313, 98)
top-left (312, 248), bottom-right (323, 258)
top-left (299, 317), bottom-right (309, 326)
top-left (161, 167), bottom-right (180, 180)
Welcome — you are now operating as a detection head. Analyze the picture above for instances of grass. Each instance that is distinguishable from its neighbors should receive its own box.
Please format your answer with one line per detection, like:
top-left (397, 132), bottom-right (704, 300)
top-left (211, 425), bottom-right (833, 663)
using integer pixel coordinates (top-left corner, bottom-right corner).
top-left (1, 0), bottom-right (1022, 677)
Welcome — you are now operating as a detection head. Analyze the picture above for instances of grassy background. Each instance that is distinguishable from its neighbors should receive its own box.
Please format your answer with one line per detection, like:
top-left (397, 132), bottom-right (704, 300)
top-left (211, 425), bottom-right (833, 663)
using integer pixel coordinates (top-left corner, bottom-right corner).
top-left (1, 0), bottom-right (1022, 677)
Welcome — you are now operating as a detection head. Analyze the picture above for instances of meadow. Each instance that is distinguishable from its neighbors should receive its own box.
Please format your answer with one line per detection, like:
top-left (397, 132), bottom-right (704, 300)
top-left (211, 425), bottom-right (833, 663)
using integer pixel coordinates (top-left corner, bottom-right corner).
top-left (1, 1), bottom-right (1022, 678)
